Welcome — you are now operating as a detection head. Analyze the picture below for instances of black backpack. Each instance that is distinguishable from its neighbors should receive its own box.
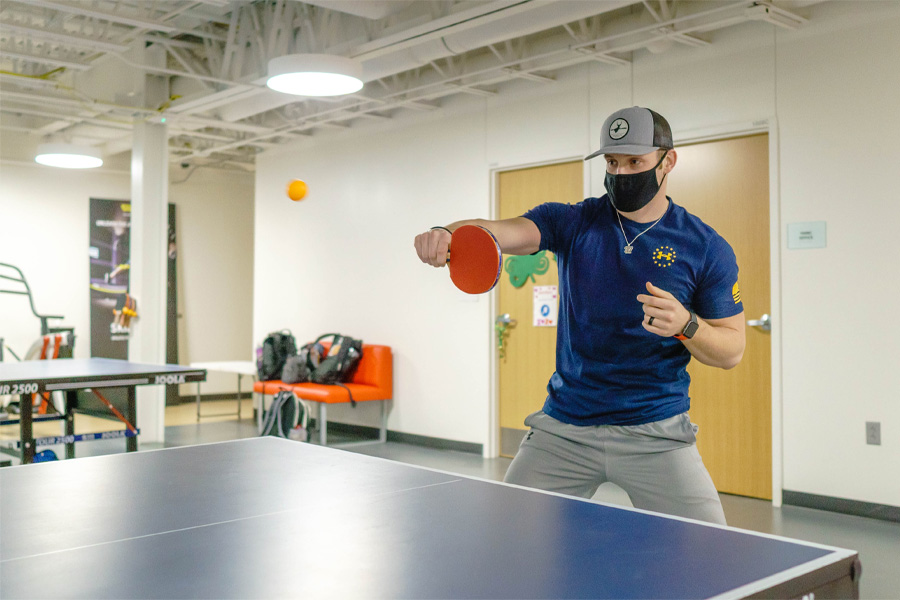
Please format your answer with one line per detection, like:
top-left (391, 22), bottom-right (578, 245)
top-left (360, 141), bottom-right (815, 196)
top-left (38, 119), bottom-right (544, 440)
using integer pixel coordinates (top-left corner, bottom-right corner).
top-left (281, 342), bottom-right (317, 384)
top-left (260, 390), bottom-right (309, 440)
top-left (309, 334), bottom-right (362, 383)
top-left (256, 329), bottom-right (297, 381)
top-left (305, 334), bottom-right (363, 405)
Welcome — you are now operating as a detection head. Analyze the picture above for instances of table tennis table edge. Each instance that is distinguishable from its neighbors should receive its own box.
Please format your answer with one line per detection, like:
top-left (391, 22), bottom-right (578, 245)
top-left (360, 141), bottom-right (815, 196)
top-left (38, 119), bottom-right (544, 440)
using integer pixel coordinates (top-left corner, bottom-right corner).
top-left (0, 437), bottom-right (861, 599)
top-left (68, 436), bottom-right (858, 555)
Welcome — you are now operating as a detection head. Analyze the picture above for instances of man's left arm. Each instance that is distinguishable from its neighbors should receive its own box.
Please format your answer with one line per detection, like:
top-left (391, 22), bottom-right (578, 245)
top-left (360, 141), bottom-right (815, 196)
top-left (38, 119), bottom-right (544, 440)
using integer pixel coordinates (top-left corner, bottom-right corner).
top-left (638, 282), bottom-right (746, 370)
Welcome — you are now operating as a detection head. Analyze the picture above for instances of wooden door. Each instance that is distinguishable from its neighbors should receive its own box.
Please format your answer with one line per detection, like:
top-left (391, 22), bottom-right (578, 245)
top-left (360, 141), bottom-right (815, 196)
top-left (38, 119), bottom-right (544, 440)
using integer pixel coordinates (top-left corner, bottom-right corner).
top-left (497, 161), bottom-right (582, 457)
top-left (665, 134), bottom-right (772, 499)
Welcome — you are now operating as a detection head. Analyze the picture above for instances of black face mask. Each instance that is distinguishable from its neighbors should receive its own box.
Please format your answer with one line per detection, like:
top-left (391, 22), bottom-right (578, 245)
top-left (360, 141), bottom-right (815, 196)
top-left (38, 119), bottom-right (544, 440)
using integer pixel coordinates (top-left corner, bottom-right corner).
top-left (604, 151), bottom-right (668, 213)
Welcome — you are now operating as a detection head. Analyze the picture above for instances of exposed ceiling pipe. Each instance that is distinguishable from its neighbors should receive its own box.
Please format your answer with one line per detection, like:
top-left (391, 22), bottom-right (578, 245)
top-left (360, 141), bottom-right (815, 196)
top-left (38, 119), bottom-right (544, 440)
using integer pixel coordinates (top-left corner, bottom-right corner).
top-left (359, 0), bottom-right (638, 80)
top-left (216, 0), bottom-right (640, 122)
top-left (299, 0), bottom-right (416, 20)
top-left (17, 0), bottom-right (179, 33)
top-left (176, 0), bottom-right (819, 161)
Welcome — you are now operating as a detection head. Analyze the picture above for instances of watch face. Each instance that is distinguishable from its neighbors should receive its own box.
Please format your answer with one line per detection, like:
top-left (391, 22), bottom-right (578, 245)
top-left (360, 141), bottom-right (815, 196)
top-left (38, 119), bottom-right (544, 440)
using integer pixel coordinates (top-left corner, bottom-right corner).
top-left (683, 315), bottom-right (700, 339)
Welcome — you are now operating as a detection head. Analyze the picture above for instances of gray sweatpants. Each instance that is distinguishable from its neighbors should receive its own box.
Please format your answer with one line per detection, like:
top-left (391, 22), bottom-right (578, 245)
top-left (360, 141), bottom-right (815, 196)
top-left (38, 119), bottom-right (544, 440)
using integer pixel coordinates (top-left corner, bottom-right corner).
top-left (503, 410), bottom-right (727, 525)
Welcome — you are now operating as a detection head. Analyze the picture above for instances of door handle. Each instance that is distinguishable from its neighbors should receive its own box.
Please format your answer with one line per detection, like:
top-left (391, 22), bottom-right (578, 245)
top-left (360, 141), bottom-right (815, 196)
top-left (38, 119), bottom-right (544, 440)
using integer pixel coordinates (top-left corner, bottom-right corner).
top-left (496, 313), bottom-right (516, 325)
top-left (747, 313), bottom-right (771, 332)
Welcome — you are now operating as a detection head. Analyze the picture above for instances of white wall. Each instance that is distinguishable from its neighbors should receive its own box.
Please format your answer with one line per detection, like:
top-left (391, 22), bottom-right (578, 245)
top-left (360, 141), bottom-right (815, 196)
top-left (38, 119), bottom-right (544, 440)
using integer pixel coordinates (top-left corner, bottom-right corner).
top-left (169, 167), bottom-right (255, 396)
top-left (0, 162), bottom-right (255, 399)
top-left (254, 107), bottom-right (493, 442)
top-left (254, 1), bottom-right (900, 506)
top-left (0, 164), bottom-right (130, 358)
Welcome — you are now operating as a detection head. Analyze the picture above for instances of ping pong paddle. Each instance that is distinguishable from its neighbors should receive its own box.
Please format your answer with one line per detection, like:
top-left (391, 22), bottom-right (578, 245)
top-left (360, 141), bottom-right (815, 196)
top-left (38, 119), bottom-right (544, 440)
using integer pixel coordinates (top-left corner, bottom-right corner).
top-left (446, 225), bottom-right (503, 294)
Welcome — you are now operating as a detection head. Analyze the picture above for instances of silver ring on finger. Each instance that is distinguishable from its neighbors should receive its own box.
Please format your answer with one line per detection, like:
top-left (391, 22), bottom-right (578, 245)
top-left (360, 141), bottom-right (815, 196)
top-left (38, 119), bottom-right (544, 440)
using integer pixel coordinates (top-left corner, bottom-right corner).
top-left (648, 316), bottom-right (655, 326)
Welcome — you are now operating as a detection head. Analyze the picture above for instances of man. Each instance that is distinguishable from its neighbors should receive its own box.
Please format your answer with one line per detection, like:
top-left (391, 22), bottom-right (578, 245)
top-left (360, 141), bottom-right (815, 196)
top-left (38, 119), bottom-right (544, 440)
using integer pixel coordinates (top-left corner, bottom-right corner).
top-left (414, 107), bottom-right (745, 524)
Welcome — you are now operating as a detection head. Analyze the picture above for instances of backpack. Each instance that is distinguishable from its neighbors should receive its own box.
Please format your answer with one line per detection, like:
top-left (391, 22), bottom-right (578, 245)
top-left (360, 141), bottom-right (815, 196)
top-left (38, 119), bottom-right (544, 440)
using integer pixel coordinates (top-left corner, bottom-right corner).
top-left (256, 330), bottom-right (297, 381)
top-left (309, 334), bottom-right (363, 383)
top-left (281, 340), bottom-right (322, 383)
top-left (307, 333), bottom-right (363, 406)
top-left (260, 390), bottom-right (309, 441)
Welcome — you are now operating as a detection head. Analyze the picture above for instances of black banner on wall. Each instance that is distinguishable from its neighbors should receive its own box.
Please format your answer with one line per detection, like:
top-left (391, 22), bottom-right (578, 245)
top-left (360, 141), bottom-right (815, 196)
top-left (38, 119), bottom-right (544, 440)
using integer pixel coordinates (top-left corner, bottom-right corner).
top-left (85, 199), bottom-right (179, 413)
top-left (166, 203), bottom-right (179, 406)
top-left (85, 198), bottom-right (132, 414)
top-left (89, 198), bottom-right (132, 360)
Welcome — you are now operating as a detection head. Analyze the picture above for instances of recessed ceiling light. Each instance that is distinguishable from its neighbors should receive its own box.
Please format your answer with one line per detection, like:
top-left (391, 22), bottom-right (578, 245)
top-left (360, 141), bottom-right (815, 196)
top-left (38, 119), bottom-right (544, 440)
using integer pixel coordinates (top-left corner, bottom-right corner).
top-left (34, 143), bottom-right (103, 169)
top-left (266, 54), bottom-right (364, 97)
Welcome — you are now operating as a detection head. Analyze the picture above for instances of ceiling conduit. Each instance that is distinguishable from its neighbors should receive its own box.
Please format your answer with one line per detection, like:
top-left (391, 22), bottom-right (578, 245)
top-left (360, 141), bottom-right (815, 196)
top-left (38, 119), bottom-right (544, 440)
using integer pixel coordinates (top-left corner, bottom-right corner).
top-left (215, 0), bottom-right (640, 122)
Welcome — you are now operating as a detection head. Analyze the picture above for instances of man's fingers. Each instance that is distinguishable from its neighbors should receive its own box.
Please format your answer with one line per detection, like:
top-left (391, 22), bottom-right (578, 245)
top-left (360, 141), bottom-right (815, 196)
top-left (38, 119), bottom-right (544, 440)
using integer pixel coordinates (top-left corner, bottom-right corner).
top-left (642, 316), bottom-right (665, 335)
top-left (637, 293), bottom-right (670, 309)
top-left (415, 230), bottom-right (450, 267)
top-left (646, 281), bottom-right (675, 299)
top-left (431, 232), bottom-right (450, 267)
top-left (642, 305), bottom-right (666, 318)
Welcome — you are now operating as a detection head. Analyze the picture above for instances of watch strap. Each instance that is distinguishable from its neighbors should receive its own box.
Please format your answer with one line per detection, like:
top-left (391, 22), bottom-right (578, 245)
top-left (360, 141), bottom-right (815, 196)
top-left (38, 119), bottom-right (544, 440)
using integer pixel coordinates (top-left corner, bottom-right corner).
top-left (675, 312), bottom-right (698, 341)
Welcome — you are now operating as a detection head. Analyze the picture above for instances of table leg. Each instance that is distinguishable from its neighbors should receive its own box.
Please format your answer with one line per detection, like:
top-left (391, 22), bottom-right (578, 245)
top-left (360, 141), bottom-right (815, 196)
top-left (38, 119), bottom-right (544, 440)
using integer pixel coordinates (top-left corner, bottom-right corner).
top-left (196, 381), bottom-right (201, 422)
top-left (126, 387), bottom-right (137, 452)
top-left (65, 390), bottom-right (77, 459)
top-left (236, 374), bottom-right (242, 421)
top-left (20, 393), bottom-right (34, 464)
top-left (256, 391), bottom-right (262, 433)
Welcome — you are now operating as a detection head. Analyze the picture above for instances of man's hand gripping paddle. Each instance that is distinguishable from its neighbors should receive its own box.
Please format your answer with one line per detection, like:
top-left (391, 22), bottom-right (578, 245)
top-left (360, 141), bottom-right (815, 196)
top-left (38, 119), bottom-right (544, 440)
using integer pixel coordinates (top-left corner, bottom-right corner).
top-left (447, 225), bottom-right (503, 294)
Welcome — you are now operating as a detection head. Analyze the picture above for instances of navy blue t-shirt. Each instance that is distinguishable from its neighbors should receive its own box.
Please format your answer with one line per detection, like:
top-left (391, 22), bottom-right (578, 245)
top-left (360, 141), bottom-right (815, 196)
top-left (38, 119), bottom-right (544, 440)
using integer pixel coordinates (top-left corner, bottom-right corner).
top-left (523, 196), bottom-right (743, 426)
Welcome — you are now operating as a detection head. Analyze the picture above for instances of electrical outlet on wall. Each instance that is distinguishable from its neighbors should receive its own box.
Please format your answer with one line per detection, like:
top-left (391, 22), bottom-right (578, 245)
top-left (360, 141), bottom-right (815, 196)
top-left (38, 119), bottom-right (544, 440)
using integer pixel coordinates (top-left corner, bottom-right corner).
top-left (865, 421), bottom-right (881, 446)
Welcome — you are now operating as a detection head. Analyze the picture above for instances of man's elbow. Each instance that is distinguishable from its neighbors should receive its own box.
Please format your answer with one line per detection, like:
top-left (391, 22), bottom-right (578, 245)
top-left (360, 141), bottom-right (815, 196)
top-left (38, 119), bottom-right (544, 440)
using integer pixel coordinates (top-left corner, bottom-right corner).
top-left (720, 345), bottom-right (745, 370)
top-left (720, 355), bottom-right (742, 370)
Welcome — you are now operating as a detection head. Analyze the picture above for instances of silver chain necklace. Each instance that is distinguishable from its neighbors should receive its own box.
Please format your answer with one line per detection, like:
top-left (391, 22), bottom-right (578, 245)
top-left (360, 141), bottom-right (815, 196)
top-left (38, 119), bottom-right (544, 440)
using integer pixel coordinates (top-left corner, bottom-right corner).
top-left (615, 208), bottom-right (666, 255)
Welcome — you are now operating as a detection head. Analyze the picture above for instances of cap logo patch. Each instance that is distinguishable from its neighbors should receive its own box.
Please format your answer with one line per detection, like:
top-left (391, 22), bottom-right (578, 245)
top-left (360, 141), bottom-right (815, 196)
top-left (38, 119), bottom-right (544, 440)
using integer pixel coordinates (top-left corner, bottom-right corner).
top-left (609, 118), bottom-right (629, 140)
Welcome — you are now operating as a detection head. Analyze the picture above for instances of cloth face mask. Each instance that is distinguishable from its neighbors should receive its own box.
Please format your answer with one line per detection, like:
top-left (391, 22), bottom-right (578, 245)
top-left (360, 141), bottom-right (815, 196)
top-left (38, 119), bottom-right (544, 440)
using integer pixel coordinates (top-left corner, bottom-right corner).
top-left (604, 151), bottom-right (668, 213)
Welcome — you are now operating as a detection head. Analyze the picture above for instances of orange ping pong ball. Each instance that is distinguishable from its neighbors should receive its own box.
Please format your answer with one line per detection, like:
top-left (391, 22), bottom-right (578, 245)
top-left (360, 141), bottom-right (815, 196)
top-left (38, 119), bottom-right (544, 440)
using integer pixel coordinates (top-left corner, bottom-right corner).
top-left (287, 179), bottom-right (308, 201)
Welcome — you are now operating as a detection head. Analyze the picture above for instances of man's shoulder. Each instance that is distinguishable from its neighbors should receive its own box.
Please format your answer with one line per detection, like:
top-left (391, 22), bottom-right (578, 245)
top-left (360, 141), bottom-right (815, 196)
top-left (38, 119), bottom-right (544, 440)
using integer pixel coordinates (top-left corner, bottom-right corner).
top-left (528, 196), bottom-right (607, 221)
top-left (668, 200), bottom-right (730, 246)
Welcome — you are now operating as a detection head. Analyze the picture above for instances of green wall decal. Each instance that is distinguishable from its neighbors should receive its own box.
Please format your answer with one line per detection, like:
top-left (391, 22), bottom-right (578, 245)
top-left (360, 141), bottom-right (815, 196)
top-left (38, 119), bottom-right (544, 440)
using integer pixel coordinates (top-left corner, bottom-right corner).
top-left (504, 251), bottom-right (554, 288)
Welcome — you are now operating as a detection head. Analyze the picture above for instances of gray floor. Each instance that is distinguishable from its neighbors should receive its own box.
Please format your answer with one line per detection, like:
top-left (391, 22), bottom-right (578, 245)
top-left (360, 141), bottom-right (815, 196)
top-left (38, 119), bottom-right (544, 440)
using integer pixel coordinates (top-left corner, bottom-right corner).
top-left (18, 418), bottom-right (900, 599)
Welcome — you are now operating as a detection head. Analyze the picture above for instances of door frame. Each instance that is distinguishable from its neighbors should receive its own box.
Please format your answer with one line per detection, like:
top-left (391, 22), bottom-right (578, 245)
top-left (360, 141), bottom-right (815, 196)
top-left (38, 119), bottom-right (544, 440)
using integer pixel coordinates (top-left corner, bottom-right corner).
top-left (485, 155), bottom-right (589, 462)
top-left (485, 116), bottom-right (784, 508)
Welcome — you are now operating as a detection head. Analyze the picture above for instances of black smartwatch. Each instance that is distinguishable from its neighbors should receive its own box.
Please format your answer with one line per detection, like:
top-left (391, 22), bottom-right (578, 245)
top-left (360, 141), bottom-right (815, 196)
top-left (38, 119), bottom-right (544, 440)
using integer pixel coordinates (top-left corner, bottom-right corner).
top-left (674, 312), bottom-right (699, 341)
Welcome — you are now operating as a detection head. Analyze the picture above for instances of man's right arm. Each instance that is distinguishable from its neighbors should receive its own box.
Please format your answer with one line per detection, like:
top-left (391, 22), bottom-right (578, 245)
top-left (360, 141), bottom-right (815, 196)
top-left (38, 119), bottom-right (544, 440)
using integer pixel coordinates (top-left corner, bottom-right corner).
top-left (414, 217), bottom-right (541, 268)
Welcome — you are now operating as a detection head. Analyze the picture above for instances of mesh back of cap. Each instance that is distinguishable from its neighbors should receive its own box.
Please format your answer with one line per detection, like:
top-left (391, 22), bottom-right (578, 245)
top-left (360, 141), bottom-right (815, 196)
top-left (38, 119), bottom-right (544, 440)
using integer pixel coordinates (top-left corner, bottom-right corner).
top-left (648, 109), bottom-right (673, 149)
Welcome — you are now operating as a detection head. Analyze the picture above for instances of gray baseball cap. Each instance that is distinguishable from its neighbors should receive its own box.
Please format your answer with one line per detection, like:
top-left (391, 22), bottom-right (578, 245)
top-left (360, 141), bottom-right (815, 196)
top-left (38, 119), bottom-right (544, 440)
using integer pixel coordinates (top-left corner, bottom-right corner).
top-left (584, 106), bottom-right (673, 160)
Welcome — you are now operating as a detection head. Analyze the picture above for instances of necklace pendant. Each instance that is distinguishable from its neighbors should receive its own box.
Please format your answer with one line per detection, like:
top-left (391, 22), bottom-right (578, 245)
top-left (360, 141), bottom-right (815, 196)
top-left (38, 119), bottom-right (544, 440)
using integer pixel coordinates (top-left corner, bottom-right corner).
top-left (624, 245), bottom-right (633, 254)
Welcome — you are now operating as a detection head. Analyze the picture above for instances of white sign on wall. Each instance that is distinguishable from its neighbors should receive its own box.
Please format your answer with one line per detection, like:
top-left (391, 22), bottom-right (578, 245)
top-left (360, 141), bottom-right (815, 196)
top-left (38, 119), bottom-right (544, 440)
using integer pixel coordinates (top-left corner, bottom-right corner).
top-left (533, 285), bottom-right (558, 327)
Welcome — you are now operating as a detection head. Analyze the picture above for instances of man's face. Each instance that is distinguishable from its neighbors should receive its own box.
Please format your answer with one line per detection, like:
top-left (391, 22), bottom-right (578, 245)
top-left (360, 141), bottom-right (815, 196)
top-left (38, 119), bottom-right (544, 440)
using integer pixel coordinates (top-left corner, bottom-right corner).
top-left (603, 151), bottom-right (665, 175)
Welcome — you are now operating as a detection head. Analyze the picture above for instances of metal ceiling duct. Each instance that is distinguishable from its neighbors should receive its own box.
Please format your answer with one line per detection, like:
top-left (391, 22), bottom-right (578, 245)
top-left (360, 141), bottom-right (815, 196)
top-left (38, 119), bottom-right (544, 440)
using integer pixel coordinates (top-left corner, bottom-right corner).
top-left (298, 0), bottom-right (416, 20)
top-left (217, 0), bottom-right (639, 122)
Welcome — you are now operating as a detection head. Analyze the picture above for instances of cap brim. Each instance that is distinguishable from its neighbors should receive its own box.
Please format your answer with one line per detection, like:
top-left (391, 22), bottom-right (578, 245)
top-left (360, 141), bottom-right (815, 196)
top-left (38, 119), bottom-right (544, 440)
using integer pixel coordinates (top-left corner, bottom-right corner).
top-left (584, 144), bottom-right (662, 161)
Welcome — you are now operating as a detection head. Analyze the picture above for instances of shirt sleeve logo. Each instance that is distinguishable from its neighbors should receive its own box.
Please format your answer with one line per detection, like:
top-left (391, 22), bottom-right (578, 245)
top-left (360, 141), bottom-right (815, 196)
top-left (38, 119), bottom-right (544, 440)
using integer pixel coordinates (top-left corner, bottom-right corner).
top-left (732, 282), bottom-right (741, 304)
top-left (652, 246), bottom-right (677, 268)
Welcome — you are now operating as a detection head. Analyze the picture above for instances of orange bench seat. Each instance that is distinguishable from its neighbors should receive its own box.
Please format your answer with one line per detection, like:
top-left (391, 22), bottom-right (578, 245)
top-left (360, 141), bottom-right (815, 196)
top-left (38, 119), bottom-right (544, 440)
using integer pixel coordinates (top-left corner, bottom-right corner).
top-left (254, 343), bottom-right (392, 445)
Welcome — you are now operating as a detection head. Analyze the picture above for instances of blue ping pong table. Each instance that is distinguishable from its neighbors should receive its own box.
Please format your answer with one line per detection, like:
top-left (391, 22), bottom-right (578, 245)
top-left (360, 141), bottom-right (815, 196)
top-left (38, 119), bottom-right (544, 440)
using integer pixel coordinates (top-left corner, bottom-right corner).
top-left (0, 358), bottom-right (207, 464)
top-left (0, 437), bottom-right (860, 599)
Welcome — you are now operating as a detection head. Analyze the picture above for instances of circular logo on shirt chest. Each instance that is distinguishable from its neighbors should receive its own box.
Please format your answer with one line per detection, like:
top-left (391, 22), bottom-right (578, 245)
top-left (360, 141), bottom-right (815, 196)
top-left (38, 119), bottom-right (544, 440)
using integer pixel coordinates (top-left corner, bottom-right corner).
top-left (652, 246), bottom-right (677, 268)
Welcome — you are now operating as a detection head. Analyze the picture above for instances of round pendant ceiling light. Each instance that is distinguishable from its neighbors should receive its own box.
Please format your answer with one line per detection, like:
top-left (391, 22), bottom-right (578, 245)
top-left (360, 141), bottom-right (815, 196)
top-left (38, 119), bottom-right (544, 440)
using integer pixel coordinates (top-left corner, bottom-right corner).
top-left (35, 143), bottom-right (103, 169)
top-left (266, 54), bottom-right (364, 97)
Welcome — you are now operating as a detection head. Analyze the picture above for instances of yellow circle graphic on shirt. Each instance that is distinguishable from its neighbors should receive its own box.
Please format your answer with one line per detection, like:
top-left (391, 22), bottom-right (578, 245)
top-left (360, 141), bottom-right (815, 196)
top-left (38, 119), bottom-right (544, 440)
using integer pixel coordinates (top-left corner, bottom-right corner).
top-left (652, 246), bottom-right (677, 268)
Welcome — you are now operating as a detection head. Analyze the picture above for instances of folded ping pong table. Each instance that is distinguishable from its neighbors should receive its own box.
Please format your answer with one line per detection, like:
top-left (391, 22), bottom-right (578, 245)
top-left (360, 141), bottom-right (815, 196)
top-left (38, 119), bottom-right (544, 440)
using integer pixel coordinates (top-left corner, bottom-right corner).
top-left (0, 358), bottom-right (206, 464)
top-left (0, 437), bottom-right (860, 599)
